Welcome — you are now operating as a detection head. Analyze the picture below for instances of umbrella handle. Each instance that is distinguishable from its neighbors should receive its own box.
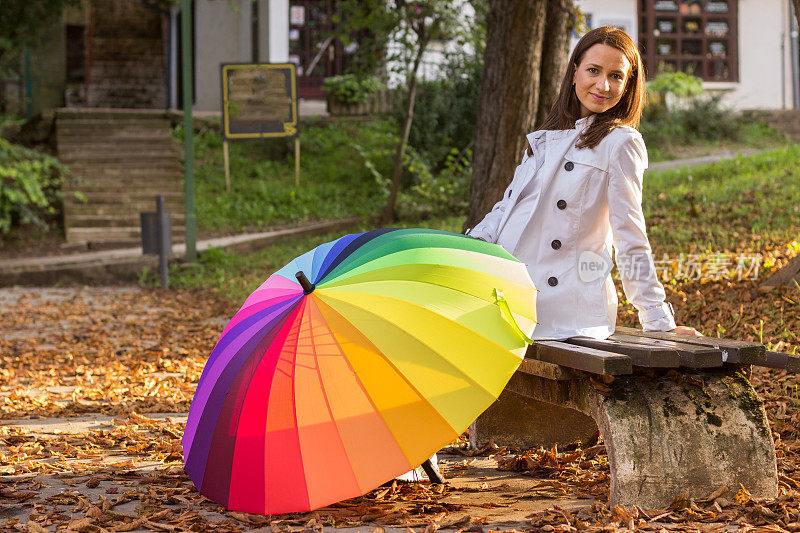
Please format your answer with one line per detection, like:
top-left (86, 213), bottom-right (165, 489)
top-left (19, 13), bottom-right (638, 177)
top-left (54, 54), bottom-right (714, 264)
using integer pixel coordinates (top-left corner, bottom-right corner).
top-left (493, 289), bottom-right (534, 345)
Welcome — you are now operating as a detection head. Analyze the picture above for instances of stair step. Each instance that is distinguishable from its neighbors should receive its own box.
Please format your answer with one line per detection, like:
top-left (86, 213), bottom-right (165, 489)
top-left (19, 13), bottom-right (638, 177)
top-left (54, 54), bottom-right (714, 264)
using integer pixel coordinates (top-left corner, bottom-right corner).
top-left (58, 138), bottom-right (178, 151)
top-left (65, 203), bottom-right (186, 217)
top-left (61, 150), bottom-right (181, 162)
top-left (57, 109), bottom-right (172, 121)
top-left (57, 108), bottom-right (190, 243)
top-left (65, 166), bottom-right (183, 177)
top-left (67, 214), bottom-right (186, 228)
top-left (65, 186), bottom-right (185, 197)
top-left (66, 227), bottom-right (186, 244)
top-left (62, 159), bottom-right (183, 170)
top-left (70, 191), bottom-right (185, 202)
top-left (56, 130), bottom-right (172, 142)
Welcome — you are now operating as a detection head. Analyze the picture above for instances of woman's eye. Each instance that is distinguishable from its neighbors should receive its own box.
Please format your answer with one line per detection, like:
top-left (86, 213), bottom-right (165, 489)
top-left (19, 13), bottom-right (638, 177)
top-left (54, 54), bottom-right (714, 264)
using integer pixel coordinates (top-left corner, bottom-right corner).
top-left (613, 73), bottom-right (623, 80)
top-left (587, 67), bottom-right (598, 73)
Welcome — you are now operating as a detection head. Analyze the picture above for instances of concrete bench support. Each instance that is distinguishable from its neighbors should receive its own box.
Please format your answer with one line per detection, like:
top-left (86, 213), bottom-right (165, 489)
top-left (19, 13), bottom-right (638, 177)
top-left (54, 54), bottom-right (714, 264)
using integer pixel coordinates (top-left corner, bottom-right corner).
top-left (476, 368), bottom-right (778, 508)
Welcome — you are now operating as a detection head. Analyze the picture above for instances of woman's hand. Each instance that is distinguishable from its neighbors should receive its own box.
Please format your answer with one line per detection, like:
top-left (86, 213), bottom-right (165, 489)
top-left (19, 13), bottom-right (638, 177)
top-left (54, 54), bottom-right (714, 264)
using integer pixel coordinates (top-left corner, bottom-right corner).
top-left (669, 325), bottom-right (702, 336)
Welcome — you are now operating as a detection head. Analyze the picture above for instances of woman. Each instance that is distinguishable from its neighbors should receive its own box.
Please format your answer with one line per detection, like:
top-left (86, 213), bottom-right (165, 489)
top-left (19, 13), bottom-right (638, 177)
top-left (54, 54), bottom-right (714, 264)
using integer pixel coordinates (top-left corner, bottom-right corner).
top-left (467, 26), bottom-right (699, 339)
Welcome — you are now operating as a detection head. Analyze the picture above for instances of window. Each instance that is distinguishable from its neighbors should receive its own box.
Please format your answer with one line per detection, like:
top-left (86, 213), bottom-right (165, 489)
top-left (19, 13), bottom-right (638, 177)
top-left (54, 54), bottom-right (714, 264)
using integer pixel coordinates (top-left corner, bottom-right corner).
top-left (639, 0), bottom-right (738, 82)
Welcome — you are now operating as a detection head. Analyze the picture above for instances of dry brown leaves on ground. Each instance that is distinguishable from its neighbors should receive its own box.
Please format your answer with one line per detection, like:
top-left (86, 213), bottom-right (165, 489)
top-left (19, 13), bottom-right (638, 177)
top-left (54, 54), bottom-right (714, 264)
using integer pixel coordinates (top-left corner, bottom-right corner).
top-left (0, 288), bottom-right (234, 419)
top-left (0, 247), bottom-right (799, 533)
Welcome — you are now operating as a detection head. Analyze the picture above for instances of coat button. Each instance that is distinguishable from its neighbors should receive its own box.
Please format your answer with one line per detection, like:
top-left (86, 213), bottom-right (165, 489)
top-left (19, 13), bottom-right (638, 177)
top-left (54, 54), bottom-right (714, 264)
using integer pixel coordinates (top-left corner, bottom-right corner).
top-left (557, 199), bottom-right (567, 210)
top-left (564, 161), bottom-right (574, 171)
top-left (548, 276), bottom-right (558, 287)
top-left (551, 239), bottom-right (561, 250)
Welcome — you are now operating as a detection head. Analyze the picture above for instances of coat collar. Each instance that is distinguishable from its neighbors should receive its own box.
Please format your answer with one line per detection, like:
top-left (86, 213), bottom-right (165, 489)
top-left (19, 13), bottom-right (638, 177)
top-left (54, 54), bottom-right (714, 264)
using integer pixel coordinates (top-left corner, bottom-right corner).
top-left (525, 114), bottom-right (595, 148)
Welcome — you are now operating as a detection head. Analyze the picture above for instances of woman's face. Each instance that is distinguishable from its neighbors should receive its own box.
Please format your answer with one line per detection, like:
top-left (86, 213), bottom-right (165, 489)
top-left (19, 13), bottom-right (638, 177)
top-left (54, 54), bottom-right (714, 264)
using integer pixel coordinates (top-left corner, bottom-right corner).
top-left (572, 43), bottom-right (632, 118)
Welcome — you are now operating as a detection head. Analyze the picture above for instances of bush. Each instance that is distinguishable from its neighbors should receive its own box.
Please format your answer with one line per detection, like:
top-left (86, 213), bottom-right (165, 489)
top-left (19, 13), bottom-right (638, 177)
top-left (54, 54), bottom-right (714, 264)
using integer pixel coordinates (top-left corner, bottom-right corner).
top-left (0, 138), bottom-right (65, 234)
top-left (396, 52), bottom-right (482, 172)
top-left (640, 93), bottom-right (783, 152)
top-left (323, 74), bottom-right (384, 104)
top-left (399, 146), bottom-right (471, 219)
top-left (648, 70), bottom-right (704, 99)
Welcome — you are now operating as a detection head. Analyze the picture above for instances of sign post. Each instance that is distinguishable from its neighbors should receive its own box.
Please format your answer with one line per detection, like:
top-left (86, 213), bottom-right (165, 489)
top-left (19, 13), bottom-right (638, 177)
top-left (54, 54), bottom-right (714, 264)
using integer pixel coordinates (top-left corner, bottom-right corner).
top-left (220, 63), bottom-right (300, 188)
top-left (181, 0), bottom-right (196, 263)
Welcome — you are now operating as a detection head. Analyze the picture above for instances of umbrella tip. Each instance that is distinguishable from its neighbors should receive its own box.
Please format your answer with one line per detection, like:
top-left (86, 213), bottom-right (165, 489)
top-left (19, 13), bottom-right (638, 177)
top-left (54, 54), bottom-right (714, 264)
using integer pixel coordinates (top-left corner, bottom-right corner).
top-left (295, 271), bottom-right (315, 294)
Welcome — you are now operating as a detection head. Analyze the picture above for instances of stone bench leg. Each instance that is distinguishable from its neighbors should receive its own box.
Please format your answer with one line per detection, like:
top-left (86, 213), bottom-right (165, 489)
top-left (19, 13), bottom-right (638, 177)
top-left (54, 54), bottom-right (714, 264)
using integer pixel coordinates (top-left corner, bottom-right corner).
top-left (470, 388), bottom-right (599, 449)
top-left (474, 369), bottom-right (778, 508)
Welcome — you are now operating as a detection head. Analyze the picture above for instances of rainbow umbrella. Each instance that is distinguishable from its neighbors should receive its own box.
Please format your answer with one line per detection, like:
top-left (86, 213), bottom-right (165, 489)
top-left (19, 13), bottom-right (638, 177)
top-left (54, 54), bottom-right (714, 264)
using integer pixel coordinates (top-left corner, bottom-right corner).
top-left (183, 228), bottom-right (536, 515)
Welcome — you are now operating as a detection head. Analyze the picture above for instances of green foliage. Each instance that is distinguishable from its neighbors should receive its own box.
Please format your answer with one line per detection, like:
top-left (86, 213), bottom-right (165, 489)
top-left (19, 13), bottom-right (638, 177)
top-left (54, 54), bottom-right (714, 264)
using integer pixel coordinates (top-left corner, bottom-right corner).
top-left (0, 137), bottom-right (64, 233)
top-left (0, 0), bottom-right (80, 68)
top-left (400, 147), bottom-right (471, 218)
top-left (399, 52), bottom-right (482, 171)
top-left (331, 0), bottom-right (396, 78)
top-left (647, 69), bottom-right (704, 98)
top-left (640, 94), bottom-right (786, 159)
top-left (322, 74), bottom-right (384, 104)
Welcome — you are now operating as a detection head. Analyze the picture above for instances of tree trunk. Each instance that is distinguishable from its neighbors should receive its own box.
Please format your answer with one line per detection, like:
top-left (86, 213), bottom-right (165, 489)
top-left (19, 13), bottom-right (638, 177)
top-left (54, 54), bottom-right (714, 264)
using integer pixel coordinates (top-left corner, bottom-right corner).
top-left (535, 0), bottom-right (575, 127)
top-left (463, 0), bottom-right (548, 232)
top-left (379, 35), bottom-right (428, 225)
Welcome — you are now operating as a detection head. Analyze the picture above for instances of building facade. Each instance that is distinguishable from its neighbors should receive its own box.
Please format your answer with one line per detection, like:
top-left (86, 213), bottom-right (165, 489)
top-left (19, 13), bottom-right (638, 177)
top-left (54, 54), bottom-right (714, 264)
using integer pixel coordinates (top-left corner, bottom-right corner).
top-left (7, 0), bottom-right (799, 114)
top-left (576, 0), bottom-right (800, 110)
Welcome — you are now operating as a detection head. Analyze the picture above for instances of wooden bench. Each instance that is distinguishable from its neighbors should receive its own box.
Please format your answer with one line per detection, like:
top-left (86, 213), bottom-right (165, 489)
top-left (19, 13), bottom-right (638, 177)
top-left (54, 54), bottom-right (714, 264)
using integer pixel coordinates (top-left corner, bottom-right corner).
top-left (470, 328), bottom-right (799, 508)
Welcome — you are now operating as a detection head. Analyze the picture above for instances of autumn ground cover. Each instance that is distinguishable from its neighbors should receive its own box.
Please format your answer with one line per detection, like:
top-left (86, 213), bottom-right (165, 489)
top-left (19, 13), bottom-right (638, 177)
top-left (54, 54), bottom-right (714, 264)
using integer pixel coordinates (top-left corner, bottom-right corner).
top-left (1, 282), bottom-right (800, 533)
top-left (1, 147), bottom-right (799, 531)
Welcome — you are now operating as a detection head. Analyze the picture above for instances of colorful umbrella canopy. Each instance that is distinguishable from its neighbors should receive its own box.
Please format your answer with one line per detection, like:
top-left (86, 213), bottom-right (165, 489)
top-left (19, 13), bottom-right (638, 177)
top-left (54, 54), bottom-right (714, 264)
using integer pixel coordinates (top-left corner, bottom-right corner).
top-left (183, 228), bottom-right (536, 515)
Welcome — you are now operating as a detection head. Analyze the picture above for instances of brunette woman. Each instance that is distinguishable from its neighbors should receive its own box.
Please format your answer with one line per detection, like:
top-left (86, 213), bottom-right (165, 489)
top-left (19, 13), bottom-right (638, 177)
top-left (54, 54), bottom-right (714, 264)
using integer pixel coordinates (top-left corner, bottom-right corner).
top-left (467, 26), bottom-right (699, 339)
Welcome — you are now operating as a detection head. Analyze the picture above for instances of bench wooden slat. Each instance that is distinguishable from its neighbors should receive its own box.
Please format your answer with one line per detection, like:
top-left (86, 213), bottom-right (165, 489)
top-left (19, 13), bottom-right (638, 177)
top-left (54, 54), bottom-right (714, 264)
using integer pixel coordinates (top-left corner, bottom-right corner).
top-left (614, 326), bottom-right (766, 364)
top-left (566, 336), bottom-right (680, 368)
top-left (530, 341), bottom-right (632, 375)
top-left (762, 351), bottom-right (800, 372)
top-left (518, 357), bottom-right (577, 381)
top-left (608, 332), bottom-right (723, 368)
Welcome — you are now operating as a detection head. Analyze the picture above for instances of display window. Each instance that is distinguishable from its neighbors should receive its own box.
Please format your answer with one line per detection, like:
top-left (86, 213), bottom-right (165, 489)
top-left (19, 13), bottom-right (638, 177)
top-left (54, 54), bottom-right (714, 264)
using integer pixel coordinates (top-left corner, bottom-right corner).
top-left (638, 0), bottom-right (738, 81)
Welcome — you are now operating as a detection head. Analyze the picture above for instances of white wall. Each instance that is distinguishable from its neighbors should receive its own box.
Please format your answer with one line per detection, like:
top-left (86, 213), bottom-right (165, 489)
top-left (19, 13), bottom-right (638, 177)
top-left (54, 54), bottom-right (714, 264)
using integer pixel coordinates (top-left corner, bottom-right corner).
top-left (720, 0), bottom-right (793, 109)
top-left (574, 0), bottom-right (639, 44)
top-left (575, 0), bottom-right (797, 110)
top-left (266, 0), bottom-right (289, 63)
top-left (194, 0), bottom-right (288, 112)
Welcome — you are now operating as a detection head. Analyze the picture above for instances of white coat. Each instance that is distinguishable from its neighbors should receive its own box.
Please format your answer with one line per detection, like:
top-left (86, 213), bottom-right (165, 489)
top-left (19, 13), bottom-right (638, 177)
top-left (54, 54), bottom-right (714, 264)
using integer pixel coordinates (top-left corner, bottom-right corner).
top-left (467, 115), bottom-right (676, 340)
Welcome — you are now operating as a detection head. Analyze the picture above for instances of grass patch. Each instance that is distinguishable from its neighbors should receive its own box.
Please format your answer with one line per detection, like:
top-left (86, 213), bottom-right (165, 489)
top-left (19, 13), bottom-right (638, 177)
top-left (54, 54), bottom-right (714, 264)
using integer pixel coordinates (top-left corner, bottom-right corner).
top-left (161, 215), bottom-right (465, 303)
top-left (646, 120), bottom-right (788, 162)
top-left (643, 144), bottom-right (800, 254)
top-left (640, 98), bottom-right (789, 162)
top-left (189, 119), bottom-right (397, 235)
top-left (159, 143), bottom-right (800, 315)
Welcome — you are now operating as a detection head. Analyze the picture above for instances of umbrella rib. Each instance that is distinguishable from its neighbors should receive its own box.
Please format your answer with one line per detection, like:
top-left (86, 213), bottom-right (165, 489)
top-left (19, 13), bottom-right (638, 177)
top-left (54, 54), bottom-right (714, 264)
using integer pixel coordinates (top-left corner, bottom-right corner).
top-left (313, 293), bottom-right (493, 423)
top-left (321, 267), bottom-right (536, 322)
top-left (305, 297), bottom-right (363, 492)
top-left (317, 290), bottom-right (522, 401)
top-left (313, 296), bottom-right (460, 431)
top-left (220, 301), bottom-right (307, 512)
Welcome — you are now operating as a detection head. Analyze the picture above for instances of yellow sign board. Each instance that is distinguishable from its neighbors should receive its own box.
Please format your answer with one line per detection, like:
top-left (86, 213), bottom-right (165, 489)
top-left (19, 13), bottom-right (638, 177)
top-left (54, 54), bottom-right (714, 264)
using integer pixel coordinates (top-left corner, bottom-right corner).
top-left (221, 63), bottom-right (298, 140)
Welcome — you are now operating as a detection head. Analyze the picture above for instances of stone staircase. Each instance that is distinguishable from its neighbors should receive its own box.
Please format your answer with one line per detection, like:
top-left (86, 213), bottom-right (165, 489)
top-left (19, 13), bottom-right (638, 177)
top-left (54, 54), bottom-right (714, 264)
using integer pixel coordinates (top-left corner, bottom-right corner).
top-left (56, 108), bottom-right (185, 247)
top-left (743, 109), bottom-right (800, 142)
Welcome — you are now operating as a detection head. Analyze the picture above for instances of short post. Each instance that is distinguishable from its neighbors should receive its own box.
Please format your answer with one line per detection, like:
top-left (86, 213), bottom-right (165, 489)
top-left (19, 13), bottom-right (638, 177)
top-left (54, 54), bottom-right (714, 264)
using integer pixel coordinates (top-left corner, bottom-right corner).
top-left (140, 195), bottom-right (172, 289)
top-left (223, 140), bottom-right (231, 193)
top-left (156, 195), bottom-right (171, 289)
top-left (294, 137), bottom-right (300, 186)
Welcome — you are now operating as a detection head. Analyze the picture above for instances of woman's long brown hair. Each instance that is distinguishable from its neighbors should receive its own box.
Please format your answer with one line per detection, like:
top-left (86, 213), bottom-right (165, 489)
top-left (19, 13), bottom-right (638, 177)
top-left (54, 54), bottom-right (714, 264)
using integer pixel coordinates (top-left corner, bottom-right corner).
top-left (536, 26), bottom-right (646, 150)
